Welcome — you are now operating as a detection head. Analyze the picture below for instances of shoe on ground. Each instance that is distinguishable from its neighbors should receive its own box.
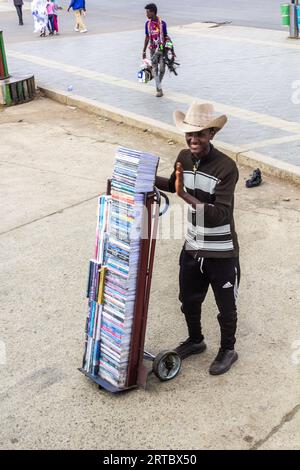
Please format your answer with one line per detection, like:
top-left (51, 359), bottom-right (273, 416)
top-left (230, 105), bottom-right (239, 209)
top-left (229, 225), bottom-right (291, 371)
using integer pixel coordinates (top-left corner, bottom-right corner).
top-left (209, 348), bottom-right (238, 375)
top-left (80, 29), bottom-right (88, 33)
top-left (74, 27), bottom-right (80, 32)
top-left (156, 89), bottom-right (163, 97)
top-left (175, 337), bottom-right (207, 360)
top-left (245, 168), bottom-right (262, 188)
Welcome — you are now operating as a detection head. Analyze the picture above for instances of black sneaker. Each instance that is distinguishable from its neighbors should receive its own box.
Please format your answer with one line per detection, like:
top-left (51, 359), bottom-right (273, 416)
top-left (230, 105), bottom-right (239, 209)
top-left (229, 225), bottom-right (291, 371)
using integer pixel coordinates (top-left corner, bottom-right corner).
top-left (175, 337), bottom-right (206, 360)
top-left (209, 348), bottom-right (238, 375)
top-left (245, 168), bottom-right (262, 188)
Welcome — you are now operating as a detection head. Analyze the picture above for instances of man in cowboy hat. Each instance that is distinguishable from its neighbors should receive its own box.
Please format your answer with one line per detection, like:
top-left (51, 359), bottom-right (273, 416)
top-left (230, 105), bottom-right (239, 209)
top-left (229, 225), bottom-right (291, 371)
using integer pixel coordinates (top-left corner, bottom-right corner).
top-left (156, 102), bottom-right (240, 375)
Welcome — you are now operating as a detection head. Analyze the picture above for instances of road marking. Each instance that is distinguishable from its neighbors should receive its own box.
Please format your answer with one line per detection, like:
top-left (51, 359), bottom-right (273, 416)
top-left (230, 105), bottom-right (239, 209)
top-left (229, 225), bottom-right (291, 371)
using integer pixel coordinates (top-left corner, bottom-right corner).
top-left (237, 134), bottom-right (300, 152)
top-left (170, 25), bottom-right (300, 50)
top-left (7, 50), bottom-right (300, 135)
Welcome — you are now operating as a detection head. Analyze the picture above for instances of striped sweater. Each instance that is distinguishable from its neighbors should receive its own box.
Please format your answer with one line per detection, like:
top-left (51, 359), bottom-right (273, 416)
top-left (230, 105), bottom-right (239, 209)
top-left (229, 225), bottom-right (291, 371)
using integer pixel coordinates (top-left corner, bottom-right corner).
top-left (168, 145), bottom-right (239, 258)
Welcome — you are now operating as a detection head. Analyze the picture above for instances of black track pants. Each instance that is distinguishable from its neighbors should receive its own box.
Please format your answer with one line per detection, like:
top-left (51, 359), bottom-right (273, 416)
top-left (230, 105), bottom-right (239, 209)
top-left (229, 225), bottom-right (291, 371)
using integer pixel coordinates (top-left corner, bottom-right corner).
top-left (179, 249), bottom-right (241, 350)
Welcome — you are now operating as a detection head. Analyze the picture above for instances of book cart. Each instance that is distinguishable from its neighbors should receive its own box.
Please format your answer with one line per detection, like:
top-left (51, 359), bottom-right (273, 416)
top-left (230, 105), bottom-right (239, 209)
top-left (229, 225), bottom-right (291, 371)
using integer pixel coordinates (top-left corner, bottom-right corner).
top-left (79, 179), bottom-right (181, 394)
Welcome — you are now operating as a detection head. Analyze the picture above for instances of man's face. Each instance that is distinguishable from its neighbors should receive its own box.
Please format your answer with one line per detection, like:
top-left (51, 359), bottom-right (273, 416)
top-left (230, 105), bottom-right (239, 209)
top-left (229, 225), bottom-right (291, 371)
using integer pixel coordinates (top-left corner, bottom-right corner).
top-left (146, 9), bottom-right (156, 19)
top-left (185, 129), bottom-right (215, 156)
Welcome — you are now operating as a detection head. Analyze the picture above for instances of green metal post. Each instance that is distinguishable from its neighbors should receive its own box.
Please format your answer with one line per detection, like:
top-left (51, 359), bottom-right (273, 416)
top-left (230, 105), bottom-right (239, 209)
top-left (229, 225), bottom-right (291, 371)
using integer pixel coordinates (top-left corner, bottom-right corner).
top-left (0, 31), bottom-right (10, 79)
top-left (0, 29), bottom-right (35, 106)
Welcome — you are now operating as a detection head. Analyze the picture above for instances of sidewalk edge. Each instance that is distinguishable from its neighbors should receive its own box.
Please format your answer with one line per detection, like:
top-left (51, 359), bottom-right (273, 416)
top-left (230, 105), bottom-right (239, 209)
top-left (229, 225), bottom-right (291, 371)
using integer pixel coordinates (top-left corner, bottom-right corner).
top-left (39, 86), bottom-right (300, 186)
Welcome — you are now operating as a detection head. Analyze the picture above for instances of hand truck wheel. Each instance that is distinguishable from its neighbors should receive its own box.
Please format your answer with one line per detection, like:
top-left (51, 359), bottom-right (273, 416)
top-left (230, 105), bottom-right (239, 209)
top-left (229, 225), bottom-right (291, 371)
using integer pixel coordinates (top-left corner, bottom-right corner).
top-left (152, 350), bottom-right (181, 381)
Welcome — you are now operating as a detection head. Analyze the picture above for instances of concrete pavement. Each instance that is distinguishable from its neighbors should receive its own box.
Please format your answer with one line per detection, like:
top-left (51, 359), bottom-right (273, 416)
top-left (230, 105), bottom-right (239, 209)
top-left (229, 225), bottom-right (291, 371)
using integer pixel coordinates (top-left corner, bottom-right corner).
top-left (0, 97), bottom-right (300, 450)
top-left (4, 21), bottom-right (300, 178)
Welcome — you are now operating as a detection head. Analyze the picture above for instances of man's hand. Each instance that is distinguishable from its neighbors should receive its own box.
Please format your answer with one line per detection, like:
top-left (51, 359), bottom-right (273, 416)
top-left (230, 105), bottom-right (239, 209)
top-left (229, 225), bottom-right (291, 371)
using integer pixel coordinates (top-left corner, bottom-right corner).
top-left (67, 7), bottom-right (70, 12)
top-left (175, 162), bottom-right (204, 210)
top-left (175, 162), bottom-right (185, 197)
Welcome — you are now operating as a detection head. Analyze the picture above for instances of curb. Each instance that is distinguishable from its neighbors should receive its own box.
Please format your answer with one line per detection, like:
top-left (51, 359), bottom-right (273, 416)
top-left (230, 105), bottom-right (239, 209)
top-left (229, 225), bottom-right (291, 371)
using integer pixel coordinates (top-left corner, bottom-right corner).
top-left (39, 86), bottom-right (300, 186)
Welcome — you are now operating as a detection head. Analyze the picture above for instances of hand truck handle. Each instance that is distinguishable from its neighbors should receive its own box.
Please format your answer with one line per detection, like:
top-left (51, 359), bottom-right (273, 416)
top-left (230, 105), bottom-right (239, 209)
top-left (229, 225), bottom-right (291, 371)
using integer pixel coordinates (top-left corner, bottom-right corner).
top-left (154, 187), bottom-right (169, 216)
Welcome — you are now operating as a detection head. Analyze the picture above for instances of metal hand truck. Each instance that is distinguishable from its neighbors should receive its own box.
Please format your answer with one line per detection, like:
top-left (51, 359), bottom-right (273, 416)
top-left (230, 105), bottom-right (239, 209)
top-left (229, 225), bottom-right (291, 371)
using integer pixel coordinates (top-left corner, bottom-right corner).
top-left (79, 183), bottom-right (181, 393)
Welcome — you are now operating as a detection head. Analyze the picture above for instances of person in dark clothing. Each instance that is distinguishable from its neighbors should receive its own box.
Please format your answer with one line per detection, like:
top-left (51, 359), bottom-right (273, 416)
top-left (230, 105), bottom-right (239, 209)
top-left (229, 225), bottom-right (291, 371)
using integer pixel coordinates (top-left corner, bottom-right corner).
top-left (156, 101), bottom-right (240, 375)
top-left (14, 0), bottom-right (24, 25)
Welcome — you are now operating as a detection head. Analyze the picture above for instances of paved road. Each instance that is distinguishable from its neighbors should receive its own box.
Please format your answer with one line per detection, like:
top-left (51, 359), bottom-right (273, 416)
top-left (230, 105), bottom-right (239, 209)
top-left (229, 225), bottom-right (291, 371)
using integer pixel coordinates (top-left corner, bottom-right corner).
top-left (1, 0), bottom-right (285, 44)
top-left (3, 0), bottom-right (300, 167)
top-left (6, 23), bottom-right (300, 167)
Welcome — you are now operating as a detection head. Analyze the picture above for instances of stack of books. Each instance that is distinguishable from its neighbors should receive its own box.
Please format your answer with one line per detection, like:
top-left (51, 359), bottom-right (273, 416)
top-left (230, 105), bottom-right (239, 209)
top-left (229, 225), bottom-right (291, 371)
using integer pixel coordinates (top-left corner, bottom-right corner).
top-left (83, 195), bottom-right (111, 376)
top-left (95, 195), bottom-right (112, 265)
top-left (82, 147), bottom-right (159, 389)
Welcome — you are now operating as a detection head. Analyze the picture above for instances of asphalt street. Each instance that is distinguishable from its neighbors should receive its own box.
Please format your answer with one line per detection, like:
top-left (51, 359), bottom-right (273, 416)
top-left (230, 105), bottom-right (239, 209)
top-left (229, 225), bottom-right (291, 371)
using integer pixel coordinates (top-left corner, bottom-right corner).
top-left (0, 0), bottom-right (286, 44)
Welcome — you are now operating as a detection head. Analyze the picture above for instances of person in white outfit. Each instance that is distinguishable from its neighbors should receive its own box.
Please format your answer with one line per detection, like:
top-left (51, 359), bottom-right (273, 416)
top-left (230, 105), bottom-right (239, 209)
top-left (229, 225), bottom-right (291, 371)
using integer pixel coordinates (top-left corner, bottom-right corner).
top-left (31, 0), bottom-right (48, 37)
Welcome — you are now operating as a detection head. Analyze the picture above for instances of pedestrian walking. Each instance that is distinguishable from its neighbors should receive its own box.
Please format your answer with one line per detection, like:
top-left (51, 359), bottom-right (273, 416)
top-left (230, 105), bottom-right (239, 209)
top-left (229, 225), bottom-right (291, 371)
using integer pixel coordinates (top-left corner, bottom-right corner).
top-left (142, 3), bottom-right (168, 97)
top-left (13, 0), bottom-right (24, 25)
top-left (155, 102), bottom-right (241, 375)
top-left (31, 0), bottom-right (48, 37)
top-left (51, 0), bottom-right (63, 35)
top-left (46, 0), bottom-right (55, 35)
top-left (68, 0), bottom-right (87, 33)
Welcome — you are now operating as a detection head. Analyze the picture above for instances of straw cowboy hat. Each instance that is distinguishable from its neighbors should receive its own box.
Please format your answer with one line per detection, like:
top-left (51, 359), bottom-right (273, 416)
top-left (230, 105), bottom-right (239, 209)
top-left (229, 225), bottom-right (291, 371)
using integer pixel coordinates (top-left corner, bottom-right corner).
top-left (174, 102), bottom-right (227, 134)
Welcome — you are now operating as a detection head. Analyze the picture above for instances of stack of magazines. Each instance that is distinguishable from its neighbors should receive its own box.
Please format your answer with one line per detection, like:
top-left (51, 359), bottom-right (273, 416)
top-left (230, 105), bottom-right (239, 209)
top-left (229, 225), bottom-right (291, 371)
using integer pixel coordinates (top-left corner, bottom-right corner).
top-left (83, 147), bottom-right (159, 389)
